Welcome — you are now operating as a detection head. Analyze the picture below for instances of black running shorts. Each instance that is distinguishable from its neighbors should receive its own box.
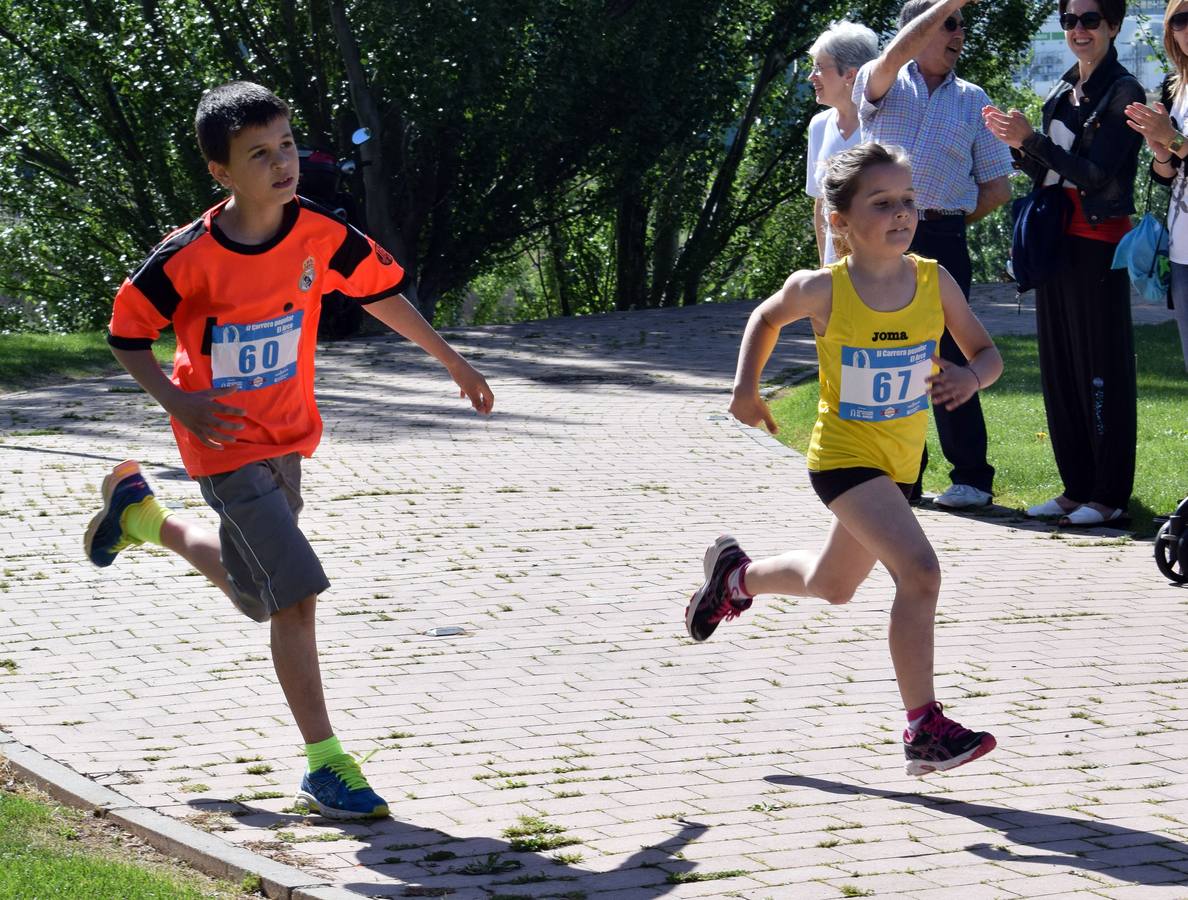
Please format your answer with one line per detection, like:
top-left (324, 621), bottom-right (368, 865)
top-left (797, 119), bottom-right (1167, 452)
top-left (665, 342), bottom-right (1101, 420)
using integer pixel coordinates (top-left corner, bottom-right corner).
top-left (809, 466), bottom-right (913, 507)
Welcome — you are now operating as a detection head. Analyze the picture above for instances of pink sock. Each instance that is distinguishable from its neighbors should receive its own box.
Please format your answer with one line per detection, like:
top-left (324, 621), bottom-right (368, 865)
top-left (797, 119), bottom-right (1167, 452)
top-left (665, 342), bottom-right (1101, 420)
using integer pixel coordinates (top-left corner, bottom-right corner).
top-left (727, 562), bottom-right (752, 600)
top-left (906, 702), bottom-right (935, 732)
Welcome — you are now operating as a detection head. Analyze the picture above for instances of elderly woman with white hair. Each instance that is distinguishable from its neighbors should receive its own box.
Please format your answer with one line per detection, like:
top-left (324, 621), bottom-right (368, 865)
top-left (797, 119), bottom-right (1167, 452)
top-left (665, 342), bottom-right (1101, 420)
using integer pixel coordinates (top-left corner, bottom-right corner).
top-left (805, 21), bottom-right (880, 265)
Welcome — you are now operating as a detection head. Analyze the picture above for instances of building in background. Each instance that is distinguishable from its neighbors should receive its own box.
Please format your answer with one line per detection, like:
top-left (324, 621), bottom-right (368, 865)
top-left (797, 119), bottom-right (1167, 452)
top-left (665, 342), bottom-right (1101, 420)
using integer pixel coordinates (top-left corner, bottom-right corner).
top-left (1016, 1), bottom-right (1168, 96)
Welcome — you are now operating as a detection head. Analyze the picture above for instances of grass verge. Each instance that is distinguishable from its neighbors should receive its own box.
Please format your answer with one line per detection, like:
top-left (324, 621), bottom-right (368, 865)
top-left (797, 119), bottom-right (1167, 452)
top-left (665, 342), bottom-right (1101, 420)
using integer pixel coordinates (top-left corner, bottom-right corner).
top-left (766, 321), bottom-right (1186, 537)
top-left (0, 331), bottom-right (175, 393)
top-left (0, 759), bottom-right (254, 899)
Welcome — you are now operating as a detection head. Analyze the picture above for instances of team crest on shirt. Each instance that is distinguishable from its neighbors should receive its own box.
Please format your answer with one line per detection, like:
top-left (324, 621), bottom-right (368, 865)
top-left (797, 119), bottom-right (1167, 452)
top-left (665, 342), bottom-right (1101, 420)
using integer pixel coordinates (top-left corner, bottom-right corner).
top-left (299, 256), bottom-right (316, 292)
top-left (375, 245), bottom-right (394, 266)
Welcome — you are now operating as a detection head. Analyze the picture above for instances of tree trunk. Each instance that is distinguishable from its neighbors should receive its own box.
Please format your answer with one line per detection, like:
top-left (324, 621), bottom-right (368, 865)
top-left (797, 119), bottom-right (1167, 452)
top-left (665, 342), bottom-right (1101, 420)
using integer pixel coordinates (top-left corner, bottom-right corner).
top-left (327, 0), bottom-right (413, 303)
top-left (615, 188), bottom-right (648, 311)
top-left (548, 222), bottom-right (574, 317)
top-left (650, 180), bottom-right (681, 308)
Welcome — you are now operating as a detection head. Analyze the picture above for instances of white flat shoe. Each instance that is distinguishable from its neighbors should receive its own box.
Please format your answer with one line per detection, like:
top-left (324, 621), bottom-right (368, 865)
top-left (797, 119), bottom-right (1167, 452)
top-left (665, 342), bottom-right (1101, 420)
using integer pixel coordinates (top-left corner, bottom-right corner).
top-left (1058, 506), bottom-right (1124, 527)
top-left (1026, 497), bottom-right (1073, 517)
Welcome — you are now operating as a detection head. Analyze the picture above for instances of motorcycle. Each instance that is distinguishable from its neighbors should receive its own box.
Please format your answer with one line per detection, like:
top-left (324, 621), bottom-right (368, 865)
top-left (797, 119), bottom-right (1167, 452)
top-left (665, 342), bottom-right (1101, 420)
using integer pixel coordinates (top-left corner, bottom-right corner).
top-left (298, 127), bottom-right (372, 340)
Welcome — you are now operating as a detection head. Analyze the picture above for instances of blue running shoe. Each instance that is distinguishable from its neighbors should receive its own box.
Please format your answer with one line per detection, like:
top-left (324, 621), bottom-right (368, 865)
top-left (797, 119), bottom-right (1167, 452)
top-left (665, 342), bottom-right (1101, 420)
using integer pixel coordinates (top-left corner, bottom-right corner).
top-left (84, 460), bottom-right (154, 568)
top-left (295, 752), bottom-right (389, 820)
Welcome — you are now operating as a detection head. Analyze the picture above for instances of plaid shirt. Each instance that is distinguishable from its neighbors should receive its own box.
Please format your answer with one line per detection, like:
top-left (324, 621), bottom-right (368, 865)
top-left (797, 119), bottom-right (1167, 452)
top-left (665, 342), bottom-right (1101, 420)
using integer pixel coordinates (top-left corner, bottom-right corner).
top-left (853, 60), bottom-right (1013, 213)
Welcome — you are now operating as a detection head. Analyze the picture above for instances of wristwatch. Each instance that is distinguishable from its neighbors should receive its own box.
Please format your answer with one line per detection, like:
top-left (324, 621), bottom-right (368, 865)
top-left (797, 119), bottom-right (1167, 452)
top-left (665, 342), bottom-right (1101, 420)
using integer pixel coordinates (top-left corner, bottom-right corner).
top-left (1170, 132), bottom-right (1186, 155)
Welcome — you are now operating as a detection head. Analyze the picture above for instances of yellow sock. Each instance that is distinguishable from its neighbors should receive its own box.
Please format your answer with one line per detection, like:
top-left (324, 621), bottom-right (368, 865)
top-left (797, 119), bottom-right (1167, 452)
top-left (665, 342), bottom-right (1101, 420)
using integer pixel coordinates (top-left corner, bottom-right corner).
top-left (120, 496), bottom-right (171, 545)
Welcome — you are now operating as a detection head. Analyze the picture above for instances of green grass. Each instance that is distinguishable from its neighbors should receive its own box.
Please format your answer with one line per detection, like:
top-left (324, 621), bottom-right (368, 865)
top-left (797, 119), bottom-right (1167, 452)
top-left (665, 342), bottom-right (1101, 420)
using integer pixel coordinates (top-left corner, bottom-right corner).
top-left (0, 782), bottom-right (245, 898)
top-left (0, 331), bottom-right (175, 392)
top-left (767, 322), bottom-right (1186, 537)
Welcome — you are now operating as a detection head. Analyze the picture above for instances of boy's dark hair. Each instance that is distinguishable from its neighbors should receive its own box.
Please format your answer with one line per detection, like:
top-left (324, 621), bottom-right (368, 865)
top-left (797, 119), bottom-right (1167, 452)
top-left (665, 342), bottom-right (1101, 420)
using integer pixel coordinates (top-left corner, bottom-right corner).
top-left (1059, 0), bottom-right (1126, 29)
top-left (195, 82), bottom-right (291, 164)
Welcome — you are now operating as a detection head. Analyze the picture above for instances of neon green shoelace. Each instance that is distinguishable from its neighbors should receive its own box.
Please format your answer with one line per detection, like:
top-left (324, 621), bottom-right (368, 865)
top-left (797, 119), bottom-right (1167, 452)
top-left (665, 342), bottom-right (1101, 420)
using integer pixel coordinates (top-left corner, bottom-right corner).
top-left (325, 750), bottom-right (377, 791)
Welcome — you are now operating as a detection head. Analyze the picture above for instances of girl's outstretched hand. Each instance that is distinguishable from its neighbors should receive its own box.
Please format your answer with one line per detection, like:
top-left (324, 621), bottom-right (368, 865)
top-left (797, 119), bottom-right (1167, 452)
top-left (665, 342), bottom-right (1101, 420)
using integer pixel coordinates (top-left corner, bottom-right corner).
top-left (729, 390), bottom-right (778, 434)
top-left (925, 355), bottom-right (980, 411)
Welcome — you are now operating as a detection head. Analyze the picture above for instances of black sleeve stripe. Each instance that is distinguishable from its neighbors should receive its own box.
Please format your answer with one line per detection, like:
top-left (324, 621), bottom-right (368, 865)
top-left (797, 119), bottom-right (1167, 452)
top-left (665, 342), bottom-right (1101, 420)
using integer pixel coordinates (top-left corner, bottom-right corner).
top-left (129, 218), bottom-right (206, 321)
top-left (201, 317), bottom-right (216, 356)
top-left (328, 224), bottom-right (373, 280)
top-left (323, 272), bottom-right (409, 307)
top-left (107, 331), bottom-right (155, 351)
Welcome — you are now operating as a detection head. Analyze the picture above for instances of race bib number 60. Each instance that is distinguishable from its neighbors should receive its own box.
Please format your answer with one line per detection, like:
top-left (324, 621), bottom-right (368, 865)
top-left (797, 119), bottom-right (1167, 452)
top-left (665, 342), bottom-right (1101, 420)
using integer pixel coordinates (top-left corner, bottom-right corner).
top-left (211, 311), bottom-right (303, 391)
top-left (838, 340), bottom-right (936, 422)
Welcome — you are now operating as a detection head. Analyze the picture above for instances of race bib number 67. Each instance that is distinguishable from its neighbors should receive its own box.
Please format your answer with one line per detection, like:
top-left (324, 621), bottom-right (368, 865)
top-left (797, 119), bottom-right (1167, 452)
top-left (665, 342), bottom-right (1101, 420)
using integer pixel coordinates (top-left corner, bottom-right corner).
top-left (838, 340), bottom-right (936, 422)
top-left (211, 311), bottom-right (303, 391)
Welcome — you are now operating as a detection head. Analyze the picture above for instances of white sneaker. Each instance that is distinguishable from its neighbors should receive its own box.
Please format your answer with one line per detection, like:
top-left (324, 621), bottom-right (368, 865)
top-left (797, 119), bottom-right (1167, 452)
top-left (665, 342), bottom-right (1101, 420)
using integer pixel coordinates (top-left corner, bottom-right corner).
top-left (1026, 497), bottom-right (1072, 517)
top-left (934, 484), bottom-right (991, 509)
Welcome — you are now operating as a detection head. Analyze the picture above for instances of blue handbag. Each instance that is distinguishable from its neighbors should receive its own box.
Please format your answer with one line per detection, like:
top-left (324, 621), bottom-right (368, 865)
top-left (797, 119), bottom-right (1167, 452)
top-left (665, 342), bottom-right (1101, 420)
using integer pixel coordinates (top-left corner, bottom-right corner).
top-left (1111, 210), bottom-right (1170, 304)
top-left (1010, 184), bottom-right (1071, 294)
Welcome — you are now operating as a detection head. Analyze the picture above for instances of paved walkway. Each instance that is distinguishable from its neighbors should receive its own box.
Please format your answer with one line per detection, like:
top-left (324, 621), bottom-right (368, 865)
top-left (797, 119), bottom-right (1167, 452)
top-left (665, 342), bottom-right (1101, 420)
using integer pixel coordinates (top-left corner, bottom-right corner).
top-left (0, 286), bottom-right (1185, 899)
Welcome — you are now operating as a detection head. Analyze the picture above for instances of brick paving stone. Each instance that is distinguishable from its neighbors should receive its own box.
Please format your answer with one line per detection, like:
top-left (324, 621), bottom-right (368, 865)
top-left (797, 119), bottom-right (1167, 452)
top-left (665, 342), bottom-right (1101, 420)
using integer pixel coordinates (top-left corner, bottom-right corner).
top-left (0, 291), bottom-right (1182, 898)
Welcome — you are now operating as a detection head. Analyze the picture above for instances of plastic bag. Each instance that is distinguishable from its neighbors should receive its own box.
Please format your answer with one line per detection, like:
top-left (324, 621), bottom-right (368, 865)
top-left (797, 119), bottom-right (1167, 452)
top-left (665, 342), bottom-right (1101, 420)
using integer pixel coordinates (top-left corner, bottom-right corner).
top-left (1111, 212), bottom-right (1170, 304)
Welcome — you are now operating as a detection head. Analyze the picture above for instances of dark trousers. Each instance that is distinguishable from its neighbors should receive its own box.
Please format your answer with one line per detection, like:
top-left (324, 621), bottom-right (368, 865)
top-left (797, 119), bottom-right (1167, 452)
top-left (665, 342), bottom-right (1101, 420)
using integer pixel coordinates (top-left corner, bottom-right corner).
top-left (908, 216), bottom-right (995, 495)
top-left (1034, 235), bottom-right (1136, 510)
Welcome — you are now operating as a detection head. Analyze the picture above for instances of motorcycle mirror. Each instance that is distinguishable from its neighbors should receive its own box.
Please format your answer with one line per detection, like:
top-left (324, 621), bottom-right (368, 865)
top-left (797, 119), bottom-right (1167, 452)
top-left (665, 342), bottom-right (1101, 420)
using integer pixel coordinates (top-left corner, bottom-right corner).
top-left (340, 160), bottom-right (357, 175)
top-left (351, 127), bottom-right (371, 146)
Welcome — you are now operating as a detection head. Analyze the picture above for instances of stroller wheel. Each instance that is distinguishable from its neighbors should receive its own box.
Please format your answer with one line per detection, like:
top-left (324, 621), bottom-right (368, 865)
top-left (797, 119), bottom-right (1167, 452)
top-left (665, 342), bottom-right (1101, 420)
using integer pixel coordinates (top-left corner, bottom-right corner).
top-left (1155, 521), bottom-right (1188, 583)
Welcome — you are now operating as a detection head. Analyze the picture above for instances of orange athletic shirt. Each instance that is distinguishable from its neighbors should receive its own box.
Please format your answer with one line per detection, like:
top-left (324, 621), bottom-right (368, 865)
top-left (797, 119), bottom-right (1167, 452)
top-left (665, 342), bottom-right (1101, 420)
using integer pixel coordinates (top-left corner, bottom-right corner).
top-left (108, 197), bottom-right (408, 477)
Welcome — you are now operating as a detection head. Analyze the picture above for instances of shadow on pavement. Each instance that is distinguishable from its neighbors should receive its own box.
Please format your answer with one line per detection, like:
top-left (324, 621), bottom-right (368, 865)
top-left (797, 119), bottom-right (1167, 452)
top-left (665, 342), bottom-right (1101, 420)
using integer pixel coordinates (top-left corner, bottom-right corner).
top-left (923, 497), bottom-right (1161, 542)
top-left (767, 774), bottom-right (1188, 885)
top-left (190, 799), bottom-right (711, 897)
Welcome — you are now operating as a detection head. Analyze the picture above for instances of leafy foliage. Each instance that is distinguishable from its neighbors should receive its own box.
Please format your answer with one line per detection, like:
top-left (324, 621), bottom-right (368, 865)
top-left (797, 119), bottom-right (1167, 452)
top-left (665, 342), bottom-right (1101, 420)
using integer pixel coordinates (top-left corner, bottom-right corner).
top-left (0, 0), bottom-right (1051, 331)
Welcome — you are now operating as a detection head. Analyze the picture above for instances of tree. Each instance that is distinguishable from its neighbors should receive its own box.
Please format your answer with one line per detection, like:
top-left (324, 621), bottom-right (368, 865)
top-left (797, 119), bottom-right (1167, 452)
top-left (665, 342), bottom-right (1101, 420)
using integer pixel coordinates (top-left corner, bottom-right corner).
top-left (0, 0), bottom-right (1053, 331)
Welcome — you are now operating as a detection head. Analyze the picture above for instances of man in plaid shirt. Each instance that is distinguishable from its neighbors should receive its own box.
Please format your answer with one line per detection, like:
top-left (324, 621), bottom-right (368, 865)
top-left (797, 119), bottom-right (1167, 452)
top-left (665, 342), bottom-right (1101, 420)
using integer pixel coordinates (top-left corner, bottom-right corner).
top-left (853, 0), bottom-right (1013, 511)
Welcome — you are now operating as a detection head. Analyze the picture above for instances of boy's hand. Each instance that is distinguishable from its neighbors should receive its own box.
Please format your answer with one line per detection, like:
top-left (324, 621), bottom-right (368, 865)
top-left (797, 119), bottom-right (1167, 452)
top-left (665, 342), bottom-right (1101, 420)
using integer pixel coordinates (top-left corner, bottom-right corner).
top-left (165, 386), bottom-right (247, 449)
top-left (925, 355), bottom-right (979, 411)
top-left (729, 390), bottom-right (777, 434)
top-left (449, 360), bottom-right (494, 415)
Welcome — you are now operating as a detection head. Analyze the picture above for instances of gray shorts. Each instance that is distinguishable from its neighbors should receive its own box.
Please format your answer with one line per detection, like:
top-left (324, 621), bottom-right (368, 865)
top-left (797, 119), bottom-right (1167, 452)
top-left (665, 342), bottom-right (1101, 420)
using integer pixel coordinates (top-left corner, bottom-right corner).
top-left (196, 454), bottom-right (329, 616)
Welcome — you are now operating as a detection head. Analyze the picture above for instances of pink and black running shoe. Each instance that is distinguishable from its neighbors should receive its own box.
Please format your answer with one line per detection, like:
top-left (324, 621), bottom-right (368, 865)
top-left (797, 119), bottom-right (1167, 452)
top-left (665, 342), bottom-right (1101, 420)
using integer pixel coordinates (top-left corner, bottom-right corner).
top-left (685, 535), bottom-right (753, 642)
top-left (904, 701), bottom-right (996, 776)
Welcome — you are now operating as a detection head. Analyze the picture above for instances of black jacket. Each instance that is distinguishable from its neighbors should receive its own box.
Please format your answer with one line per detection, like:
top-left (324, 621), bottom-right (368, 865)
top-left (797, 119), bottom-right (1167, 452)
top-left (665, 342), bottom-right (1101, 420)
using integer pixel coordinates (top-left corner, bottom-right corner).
top-left (1011, 45), bottom-right (1145, 224)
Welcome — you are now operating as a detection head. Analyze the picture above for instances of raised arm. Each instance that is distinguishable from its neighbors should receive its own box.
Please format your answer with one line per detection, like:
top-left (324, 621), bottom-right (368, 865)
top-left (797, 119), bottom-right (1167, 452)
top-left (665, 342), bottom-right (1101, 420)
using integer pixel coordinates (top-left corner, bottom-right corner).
top-left (865, 0), bottom-right (975, 103)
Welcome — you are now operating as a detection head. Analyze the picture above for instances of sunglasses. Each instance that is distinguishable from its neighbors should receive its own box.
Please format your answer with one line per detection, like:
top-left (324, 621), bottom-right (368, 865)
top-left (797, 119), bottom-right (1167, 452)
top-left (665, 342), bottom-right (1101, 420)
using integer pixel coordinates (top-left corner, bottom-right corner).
top-left (1172, 12), bottom-right (1188, 31)
top-left (1059, 11), bottom-right (1104, 30)
top-left (942, 15), bottom-right (964, 32)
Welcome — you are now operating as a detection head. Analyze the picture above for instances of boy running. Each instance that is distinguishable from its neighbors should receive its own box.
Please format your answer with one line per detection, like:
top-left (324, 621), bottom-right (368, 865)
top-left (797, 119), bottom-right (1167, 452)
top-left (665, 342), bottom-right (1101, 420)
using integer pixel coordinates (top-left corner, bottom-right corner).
top-left (685, 142), bottom-right (1002, 776)
top-left (84, 82), bottom-right (493, 819)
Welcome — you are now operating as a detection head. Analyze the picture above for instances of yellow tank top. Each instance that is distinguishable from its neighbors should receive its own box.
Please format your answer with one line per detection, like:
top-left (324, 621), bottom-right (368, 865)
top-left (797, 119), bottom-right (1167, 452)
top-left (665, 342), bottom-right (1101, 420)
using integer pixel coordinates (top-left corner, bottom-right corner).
top-left (806, 254), bottom-right (945, 483)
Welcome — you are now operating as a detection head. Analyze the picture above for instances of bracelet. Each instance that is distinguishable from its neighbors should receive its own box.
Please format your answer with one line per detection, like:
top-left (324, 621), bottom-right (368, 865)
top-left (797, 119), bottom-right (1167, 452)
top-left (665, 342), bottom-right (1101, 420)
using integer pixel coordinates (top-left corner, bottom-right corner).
top-left (968, 366), bottom-right (982, 389)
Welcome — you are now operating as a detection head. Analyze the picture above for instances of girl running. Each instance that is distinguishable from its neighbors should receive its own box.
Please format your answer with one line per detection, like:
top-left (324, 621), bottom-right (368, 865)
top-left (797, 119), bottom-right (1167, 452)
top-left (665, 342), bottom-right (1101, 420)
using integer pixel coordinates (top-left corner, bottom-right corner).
top-left (685, 141), bottom-right (1004, 776)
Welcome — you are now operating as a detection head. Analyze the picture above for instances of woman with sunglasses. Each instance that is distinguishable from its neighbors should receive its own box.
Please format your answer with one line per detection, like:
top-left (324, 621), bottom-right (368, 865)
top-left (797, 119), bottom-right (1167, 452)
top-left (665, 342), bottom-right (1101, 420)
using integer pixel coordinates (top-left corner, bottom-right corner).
top-left (982, 0), bottom-right (1141, 528)
top-left (1124, 1), bottom-right (1188, 372)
